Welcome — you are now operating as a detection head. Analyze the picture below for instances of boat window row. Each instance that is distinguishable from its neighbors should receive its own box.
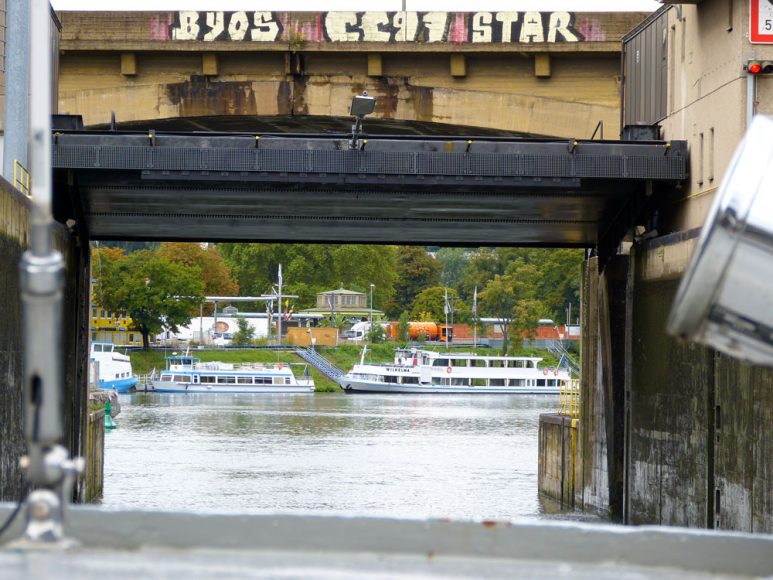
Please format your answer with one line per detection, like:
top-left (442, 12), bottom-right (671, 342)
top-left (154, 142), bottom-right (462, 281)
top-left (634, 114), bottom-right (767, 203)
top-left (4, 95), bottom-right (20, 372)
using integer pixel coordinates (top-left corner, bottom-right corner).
top-left (431, 378), bottom-right (563, 387)
top-left (430, 358), bottom-right (536, 369)
top-left (159, 374), bottom-right (292, 385)
top-left (114, 372), bottom-right (131, 379)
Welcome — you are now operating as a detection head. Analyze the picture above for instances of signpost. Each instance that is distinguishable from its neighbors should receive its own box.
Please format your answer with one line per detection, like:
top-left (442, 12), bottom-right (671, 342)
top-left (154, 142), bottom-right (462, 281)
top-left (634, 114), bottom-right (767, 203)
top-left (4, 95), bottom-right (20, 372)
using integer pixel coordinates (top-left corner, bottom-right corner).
top-left (751, 0), bottom-right (773, 43)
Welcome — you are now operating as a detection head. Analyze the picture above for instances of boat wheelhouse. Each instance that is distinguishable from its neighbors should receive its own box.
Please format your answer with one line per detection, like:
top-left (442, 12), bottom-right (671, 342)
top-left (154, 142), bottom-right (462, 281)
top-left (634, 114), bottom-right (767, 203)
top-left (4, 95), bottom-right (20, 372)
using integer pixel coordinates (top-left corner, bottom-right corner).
top-left (151, 355), bottom-right (315, 394)
top-left (339, 348), bottom-right (571, 394)
top-left (90, 342), bottom-right (138, 393)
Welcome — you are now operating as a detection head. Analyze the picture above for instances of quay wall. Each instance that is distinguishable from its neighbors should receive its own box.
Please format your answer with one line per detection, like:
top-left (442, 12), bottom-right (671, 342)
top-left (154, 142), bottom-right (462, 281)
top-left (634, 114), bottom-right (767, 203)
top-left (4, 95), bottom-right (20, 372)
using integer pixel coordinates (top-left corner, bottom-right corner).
top-left (0, 176), bottom-right (90, 502)
top-left (577, 235), bottom-right (773, 532)
top-left (538, 413), bottom-right (578, 507)
top-left (83, 409), bottom-right (105, 503)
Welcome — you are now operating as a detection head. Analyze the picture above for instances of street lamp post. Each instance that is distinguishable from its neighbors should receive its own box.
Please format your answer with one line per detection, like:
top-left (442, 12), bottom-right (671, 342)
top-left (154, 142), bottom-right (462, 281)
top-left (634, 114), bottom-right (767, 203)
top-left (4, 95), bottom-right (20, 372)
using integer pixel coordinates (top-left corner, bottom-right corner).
top-left (369, 284), bottom-right (375, 335)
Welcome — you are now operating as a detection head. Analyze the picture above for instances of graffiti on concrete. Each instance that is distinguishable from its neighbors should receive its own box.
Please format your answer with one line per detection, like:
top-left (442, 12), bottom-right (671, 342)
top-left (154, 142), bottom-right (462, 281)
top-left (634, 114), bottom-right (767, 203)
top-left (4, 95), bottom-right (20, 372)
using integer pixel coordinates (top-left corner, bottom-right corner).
top-left (169, 11), bottom-right (586, 43)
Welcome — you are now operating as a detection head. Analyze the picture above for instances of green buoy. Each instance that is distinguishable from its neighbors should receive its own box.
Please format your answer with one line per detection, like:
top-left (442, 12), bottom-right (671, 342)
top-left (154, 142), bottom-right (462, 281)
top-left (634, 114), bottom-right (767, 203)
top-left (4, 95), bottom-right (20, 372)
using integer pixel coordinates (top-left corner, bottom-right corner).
top-left (104, 399), bottom-right (117, 430)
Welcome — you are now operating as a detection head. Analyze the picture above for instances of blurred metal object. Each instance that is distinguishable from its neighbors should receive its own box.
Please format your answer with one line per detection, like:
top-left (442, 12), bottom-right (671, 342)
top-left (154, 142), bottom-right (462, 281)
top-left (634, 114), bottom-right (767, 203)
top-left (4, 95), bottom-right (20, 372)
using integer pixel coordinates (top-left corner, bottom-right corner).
top-left (8, 0), bottom-right (83, 549)
top-left (668, 115), bottom-right (773, 366)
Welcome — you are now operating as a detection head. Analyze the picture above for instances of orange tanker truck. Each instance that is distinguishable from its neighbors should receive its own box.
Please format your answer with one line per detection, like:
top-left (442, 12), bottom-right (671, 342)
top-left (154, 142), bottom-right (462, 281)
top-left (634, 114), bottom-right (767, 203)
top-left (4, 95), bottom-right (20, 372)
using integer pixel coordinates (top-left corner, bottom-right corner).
top-left (384, 321), bottom-right (454, 342)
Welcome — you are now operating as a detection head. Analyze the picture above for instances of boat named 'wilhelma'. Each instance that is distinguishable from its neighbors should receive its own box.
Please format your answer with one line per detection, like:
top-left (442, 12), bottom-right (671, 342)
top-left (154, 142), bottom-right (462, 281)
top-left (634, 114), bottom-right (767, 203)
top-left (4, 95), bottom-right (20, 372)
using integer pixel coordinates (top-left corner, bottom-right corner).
top-left (90, 342), bottom-right (138, 393)
top-left (151, 355), bottom-right (315, 393)
top-left (339, 348), bottom-right (570, 394)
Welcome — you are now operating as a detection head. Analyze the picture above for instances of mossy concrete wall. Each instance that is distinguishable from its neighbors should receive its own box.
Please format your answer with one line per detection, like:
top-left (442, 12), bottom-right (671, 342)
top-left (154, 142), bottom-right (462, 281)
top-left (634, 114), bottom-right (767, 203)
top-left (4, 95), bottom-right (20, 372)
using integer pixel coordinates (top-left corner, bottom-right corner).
top-left (578, 233), bottom-right (773, 532)
top-left (0, 176), bottom-right (90, 502)
top-left (538, 413), bottom-right (578, 507)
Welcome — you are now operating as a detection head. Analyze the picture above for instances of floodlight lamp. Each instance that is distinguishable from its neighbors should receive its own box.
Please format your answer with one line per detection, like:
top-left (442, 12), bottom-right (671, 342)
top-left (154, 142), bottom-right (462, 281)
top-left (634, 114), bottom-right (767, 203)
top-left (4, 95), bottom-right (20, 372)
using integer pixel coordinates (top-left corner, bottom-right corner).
top-left (667, 115), bottom-right (773, 366)
top-left (350, 92), bottom-right (376, 117)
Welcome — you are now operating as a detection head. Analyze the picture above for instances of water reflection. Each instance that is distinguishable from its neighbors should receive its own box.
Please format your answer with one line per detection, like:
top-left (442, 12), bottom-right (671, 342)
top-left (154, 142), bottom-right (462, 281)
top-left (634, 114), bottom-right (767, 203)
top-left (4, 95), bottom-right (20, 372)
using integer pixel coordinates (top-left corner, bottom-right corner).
top-left (104, 393), bottom-right (566, 521)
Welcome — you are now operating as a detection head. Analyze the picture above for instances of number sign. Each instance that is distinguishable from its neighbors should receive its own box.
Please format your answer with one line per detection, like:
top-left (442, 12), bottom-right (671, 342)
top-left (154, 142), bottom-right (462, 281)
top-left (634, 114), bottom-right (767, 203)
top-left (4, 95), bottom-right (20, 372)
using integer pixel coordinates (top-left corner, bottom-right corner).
top-left (751, 0), bottom-right (773, 43)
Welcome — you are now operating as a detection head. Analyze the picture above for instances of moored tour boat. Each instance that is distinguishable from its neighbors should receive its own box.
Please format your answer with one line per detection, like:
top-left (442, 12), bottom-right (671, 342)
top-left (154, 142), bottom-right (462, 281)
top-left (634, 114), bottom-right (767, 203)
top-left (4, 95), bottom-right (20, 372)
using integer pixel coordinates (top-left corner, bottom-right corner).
top-left (151, 355), bottom-right (315, 394)
top-left (90, 342), bottom-right (138, 393)
top-left (339, 347), bottom-right (571, 394)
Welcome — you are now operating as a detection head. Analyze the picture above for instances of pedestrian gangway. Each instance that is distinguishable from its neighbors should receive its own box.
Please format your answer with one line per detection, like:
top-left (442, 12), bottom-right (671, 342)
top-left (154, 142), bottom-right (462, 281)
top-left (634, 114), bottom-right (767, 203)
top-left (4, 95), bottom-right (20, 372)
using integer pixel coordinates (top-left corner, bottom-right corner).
top-left (294, 347), bottom-right (345, 383)
top-left (546, 340), bottom-right (580, 378)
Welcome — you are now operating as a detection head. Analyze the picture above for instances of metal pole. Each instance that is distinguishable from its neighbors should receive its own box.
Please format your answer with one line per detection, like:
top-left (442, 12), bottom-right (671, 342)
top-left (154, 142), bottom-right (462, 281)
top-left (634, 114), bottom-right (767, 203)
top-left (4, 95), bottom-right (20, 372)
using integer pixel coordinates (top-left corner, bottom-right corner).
top-left (369, 284), bottom-right (374, 335)
top-left (14, 0), bottom-right (83, 548)
top-left (444, 288), bottom-right (449, 351)
top-left (747, 73), bottom-right (756, 129)
top-left (449, 294), bottom-right (454, 345)
top-left (2, 0), bottom-right (30, 181)
top-left (213, 301), bottom-right (218, 344)
top-left (277, 264), bottom-right (283, 345)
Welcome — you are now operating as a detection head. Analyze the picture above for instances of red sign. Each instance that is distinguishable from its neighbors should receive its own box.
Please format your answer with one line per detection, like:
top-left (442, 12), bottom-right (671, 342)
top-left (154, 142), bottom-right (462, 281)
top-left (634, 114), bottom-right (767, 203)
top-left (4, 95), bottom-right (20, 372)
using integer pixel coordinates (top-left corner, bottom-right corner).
top-left (751, 0), bottom-right (773, 43)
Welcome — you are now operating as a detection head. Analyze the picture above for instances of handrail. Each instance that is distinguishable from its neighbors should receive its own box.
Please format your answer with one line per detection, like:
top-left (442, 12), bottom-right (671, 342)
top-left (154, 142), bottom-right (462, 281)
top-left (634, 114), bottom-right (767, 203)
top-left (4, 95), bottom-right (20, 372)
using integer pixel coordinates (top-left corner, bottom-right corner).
top-left (294, 346), bottom-right (344, 381)
top-left (557, 379), bottom-right (580, 418)
top-left (13, 159), bottom-right (31, 196)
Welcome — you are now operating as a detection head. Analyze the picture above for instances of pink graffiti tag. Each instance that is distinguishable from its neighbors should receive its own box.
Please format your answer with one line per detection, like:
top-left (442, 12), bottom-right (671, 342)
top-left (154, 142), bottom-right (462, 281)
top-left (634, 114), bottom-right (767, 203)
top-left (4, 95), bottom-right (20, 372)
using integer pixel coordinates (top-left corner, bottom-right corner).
top-left (149, 13), bottom-right (174, 41)
top-left (448, 14), bottom-right (468, 45)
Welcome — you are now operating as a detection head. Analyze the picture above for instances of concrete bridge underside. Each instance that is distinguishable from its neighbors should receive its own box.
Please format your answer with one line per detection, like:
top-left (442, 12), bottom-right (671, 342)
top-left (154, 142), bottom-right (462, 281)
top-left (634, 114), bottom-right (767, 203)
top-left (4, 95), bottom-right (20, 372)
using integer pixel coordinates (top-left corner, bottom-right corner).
top-left (55, 11), bottom-right (646, 140)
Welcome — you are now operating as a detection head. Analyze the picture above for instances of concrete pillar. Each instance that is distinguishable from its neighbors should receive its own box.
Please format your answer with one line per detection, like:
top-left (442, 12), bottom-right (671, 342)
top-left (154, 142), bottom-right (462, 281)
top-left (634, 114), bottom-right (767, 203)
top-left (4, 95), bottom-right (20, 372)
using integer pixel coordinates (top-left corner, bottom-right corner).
top-left (2, 0), bottom-right (30, 181)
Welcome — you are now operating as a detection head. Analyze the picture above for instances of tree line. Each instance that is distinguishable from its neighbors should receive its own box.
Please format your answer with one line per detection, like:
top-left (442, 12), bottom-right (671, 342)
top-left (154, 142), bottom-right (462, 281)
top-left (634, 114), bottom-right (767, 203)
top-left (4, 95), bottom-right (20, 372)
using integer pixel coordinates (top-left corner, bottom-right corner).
top-left (95, 242), bottom-right (583, 351)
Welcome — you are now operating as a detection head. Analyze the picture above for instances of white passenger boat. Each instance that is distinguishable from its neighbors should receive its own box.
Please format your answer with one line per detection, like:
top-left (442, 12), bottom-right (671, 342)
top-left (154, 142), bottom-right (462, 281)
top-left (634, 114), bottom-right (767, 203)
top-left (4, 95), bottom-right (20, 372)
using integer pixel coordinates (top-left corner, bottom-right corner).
top-left (151, 355), bottom-right (315, 393)
top-left (90, 342), bottom-right (138, 393)
top-left (339, 348), bottom-right (570, 394)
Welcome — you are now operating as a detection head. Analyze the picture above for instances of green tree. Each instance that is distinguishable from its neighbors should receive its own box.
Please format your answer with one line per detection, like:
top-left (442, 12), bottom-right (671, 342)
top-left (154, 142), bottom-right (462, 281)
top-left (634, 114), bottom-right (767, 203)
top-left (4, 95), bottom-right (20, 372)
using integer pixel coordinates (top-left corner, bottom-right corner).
top-left (368, 324), bottom-right (385, 344)
top-left (410, 286), bottom-right (468, 323)
top-left (158, 242), bottom-right (239, 314)
top-left (219, 243), bottom-right (397, 311)
top-left (527, 249), bottom-right (583, 323)
top-left (96, 250), bottom-right (205, 350)
top-left (386, 247), bottom-right (442, 318)
top-left (436, 248), bottom-right (472, 290)
top-left (479, 263), bottom-right (544, 354)
top-left (396, 311), bottom-right (411, 345)
top-left (231, 316), bottom-right (255, 346)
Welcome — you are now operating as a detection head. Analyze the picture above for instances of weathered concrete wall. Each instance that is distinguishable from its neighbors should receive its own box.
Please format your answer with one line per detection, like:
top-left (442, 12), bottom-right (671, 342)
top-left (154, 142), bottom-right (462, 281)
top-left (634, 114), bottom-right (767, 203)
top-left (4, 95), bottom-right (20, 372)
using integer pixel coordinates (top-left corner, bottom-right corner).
top-left (83, 409), bottom-right (105, 503)
top-left (0, 176), bottom-right (89, 502)
top-left (628, 236), bottom-right (711, 527)
top-left (616, 233), bottom-right (773, 533)
top-left (714, 355), bottom-right (773, 533)
top-left (577, 256), bottom-right (609, 515)
top-left (538, 413), bottom-right (577, 507)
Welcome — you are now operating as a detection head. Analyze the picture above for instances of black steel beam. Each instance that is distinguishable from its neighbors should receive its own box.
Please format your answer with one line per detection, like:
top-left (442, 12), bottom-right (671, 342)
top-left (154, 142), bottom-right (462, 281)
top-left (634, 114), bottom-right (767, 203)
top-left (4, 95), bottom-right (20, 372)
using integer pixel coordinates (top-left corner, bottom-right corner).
top-left (51, 131), bottom-right (688, 247)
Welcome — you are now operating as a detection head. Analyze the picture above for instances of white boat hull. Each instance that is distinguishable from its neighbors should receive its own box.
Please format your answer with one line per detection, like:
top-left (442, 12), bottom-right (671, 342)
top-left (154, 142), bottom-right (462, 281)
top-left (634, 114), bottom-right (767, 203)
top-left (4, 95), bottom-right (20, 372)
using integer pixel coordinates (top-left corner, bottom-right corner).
top-left (151, 381), bottom-right (314, 394)
top-left (339, 378), bottom-right (561, 395)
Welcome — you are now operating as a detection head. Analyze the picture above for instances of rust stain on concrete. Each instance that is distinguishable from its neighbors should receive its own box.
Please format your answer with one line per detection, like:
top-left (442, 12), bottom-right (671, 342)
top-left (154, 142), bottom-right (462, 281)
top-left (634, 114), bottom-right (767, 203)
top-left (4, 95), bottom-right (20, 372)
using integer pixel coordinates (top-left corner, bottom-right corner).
top-left (407, 84), bottom-right (434, 122)
top-left (291, 77), bottom-right (309, 116)
top-left (166, 78), bottom-right (258, 117)
top-left (277, 81), bottom-right (293, 115)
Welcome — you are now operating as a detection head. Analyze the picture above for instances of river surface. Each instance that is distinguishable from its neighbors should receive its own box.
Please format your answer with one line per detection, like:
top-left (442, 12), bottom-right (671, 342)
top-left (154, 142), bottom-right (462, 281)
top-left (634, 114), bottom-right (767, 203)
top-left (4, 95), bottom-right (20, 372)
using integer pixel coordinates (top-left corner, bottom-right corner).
top-left (104, 393), bottom-right (566, 521)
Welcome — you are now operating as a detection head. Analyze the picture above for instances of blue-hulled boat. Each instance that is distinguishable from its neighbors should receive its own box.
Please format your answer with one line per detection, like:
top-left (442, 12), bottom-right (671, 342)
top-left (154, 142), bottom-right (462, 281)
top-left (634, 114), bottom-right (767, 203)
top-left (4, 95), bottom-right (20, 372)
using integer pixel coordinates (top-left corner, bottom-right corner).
top-left (90, 342), bottom-right (138, 392)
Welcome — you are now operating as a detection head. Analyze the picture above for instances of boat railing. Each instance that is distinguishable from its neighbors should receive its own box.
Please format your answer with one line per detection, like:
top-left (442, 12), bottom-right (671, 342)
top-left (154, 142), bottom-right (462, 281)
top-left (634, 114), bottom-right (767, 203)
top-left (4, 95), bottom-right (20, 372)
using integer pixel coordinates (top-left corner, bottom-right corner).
top-left (136, 370), bottom-right (156, 391)
top-left (557, 379), bottom-right (580, 418)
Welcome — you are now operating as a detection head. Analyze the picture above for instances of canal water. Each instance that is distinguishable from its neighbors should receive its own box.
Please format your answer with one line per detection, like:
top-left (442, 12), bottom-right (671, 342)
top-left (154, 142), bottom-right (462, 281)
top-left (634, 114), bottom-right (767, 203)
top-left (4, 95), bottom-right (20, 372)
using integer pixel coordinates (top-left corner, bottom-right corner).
top-left (104, 393), bottom-right (562, 521)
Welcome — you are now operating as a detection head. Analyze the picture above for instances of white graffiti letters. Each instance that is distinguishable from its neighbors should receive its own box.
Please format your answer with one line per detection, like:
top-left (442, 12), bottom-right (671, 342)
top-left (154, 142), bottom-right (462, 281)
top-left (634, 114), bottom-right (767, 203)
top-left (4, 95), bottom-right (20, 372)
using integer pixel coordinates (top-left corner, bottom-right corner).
top-left (471, 12), bottom-right (492, 43)
top-left (548, 12), bottom-right (580, 42)
top-left (172, 11), bottom-right (200, 40)
top-left (171, 11), bottom-right (283, 42)
top-left (324, 12), bottom-right (361, 42)
top-left (203, 12), bottom-right (224, 42)
top-left (495, 12), bottom-right (519, 43)
top-left (170, 11), bottom-right (583, 44)
top-left (251, 12), bottom-right (280, 42)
